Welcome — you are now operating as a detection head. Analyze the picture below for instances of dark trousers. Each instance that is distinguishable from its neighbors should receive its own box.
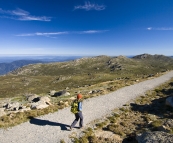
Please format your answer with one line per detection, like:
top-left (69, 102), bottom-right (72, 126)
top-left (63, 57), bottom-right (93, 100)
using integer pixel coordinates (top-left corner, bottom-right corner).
top-left (71, 111), bottom-right (83, 128)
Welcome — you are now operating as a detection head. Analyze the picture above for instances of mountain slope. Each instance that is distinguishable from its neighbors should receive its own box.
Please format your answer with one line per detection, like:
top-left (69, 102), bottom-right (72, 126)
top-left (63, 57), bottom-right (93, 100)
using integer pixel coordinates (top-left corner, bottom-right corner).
top-left (0, 54), bottom-right (173, 98)
top-left (0, 56), bottom-right (83, 75)
top-left (9, 54), bottom-right (173, 76)
top-left (0, 60), bottom-right (44, 75)
top-left (1, 71), bottom-right (173, 143)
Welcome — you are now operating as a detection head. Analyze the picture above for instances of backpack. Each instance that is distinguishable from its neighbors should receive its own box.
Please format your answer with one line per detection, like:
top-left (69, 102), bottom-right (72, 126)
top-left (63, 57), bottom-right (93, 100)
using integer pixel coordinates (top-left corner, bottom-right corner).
top-left (71, 100), bottom-right (79, 114)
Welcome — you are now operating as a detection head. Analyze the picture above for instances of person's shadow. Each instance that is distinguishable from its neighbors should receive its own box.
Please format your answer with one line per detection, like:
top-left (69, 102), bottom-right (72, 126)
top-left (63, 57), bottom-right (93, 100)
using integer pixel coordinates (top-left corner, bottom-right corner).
top-left (28, 116), bottom-right (71, 131)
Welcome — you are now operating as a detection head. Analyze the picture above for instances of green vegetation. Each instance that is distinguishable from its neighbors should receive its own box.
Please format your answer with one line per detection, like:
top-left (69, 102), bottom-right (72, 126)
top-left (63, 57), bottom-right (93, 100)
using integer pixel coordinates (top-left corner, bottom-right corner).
top-left (0, 54), bottom-right (173, 98)
top-left (0, 54), bottom-right (173, 132)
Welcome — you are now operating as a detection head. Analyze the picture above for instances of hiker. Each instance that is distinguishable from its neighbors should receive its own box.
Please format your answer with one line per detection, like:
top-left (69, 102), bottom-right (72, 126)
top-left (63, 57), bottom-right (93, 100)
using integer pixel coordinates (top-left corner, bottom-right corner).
top-left (70, 93), bottom-right (83, 130)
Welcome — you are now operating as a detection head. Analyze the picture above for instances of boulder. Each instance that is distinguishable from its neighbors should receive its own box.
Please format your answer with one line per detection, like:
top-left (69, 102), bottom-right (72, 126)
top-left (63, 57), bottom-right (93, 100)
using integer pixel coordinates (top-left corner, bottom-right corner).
top-left (27, 94), bottom-right (39, 102)
top-left (53, 90), bottom-right (70, 97)
top-left (17, 106), bottom-right (31, 112)
top-left (64, 101), bottom-right (69, 107)
top-left (0, 102), bottom-right (7, 108)
top-left (148, 74), bottom-right (154, 77)
top-left (30, 96), bottom-right (52, 109)
top-left (49, 90), bottom-right (56, 96)
top-left (0, 108), bottom-right (6, 117)
top-left (136, 131), bottom-right (173, 143)
top-left (89, 90), bottom-right (100, 94)
top-left (166, 96), bottom-right (173, 107)
top-left (65, 87), bottom-right (69, 90)
top-left (4, 102), bottom-right (20, 111)
top-left (163, 119), bottom-right (173, 128)
top-left (88, 91), bottom-right (92, 94)
top-left (19, 107), bottom-right (31, 112)
top-left (69, 97), bottom-right (76, 100)
top-left (147, 114), bottom-right (157, 121)
top-left (39, 96), bottom-right (51, 105)
top-left (30, 101), bottom-right (49, 109)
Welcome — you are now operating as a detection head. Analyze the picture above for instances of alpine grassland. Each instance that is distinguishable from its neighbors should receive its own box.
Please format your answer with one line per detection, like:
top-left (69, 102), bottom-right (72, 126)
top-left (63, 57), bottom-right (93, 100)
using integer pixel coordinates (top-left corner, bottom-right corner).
top-left (0, 54), bottom-right (173, 128)
top-left (1, 54), bottom-right (173, 98)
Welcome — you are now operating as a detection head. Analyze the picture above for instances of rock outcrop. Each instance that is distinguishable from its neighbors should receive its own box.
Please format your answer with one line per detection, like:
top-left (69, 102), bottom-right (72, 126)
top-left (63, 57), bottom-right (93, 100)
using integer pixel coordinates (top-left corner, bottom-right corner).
top-left (52, 90), bottom-right (70, 97)
top-left (30, 101), bottom-right (49, 109)
top-left (0, 95), bottom-right (52, 113)
top-left (27, 94), bottom-right (39, 102)
top-left (136, 131), bottom-right (173, 143)
top-left (30, 96), bottom-right (51, 109)
top-left (3, 102), bottom-right (21, 111)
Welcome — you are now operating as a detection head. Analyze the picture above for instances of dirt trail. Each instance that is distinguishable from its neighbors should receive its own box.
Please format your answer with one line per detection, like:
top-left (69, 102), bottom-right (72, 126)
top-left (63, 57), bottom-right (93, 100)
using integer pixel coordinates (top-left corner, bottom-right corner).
top-left (1, 71), bottom-right (173, 143)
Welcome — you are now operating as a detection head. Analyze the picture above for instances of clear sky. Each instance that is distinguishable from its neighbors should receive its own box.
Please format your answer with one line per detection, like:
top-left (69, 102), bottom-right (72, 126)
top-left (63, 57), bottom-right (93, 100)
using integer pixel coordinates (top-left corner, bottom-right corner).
top-left (0, 0), bottom-right (173, 56)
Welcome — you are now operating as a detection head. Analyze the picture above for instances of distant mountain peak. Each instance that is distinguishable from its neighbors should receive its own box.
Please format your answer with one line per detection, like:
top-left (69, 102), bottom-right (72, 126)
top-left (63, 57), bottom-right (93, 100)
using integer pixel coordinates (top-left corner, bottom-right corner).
top-left (132, 53), bottom-right (151, 59)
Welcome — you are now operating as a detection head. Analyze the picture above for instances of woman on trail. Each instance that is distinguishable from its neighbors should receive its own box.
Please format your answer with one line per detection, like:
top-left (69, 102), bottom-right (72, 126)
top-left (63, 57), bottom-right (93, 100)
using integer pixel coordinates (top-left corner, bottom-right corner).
top-left (70, 94), bottom-right (83, 130)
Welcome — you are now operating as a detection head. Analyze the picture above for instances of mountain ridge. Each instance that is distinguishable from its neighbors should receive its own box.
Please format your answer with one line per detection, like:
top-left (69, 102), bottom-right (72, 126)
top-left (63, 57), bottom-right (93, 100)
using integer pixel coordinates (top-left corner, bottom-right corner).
top-left (1, 53), bottom-right (173, 98)
top-left (9, 53), bottom-right (173, 76)
top-left (0, 56), bottom-right (83, 75)
top-left (0, 60), bottom-right (44, 75)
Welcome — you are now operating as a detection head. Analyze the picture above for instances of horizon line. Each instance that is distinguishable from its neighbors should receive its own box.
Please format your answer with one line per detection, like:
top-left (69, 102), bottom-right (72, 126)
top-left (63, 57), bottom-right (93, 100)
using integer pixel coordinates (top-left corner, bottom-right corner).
top-left (0, 54), bottom-right (172, 57)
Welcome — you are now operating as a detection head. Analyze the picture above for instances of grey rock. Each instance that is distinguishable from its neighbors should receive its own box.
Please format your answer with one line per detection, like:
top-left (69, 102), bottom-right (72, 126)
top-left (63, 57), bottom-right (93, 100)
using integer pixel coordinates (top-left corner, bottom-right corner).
top-left (49, 90), bottom-right (56, 96)
top-left (65, 87), bottom-right (69, 90)
top-left (19, 107), bottom-right (31, 112)
top-left (166, 96), bottom-right (173, 107)
top-left (27, 94), bottom-right (39, 102)
top-left (89, 90), bottom-right (100, 94)
top-left (52, 90), bottom-right (70, 97)
top-left (163, 119), bottom-right (173, 128)
top-left (39, 96), bottom-right (50, 103)
top-left (29, 96), bottom-right (51, 109)
top-left (136, 131), bottom-right (173, 143)
top-left (30, 101), bottom-right (49, 109)
top-left (39, 96), bottom-right (51, 105)
top-left (0, 102), bottom-right (7, 108)
top-left (148, 74), bottom-right (154, 77)
top-left (0, 108), bottom-right (6, 117)
top-left (88, 91), bottom-right (92, 94)
top-left (147, 114), bottom-right (157, 121)
top-left (92, 90), bottom-right (98, 93)
top-left (4, 102), bottom-right (20, 111)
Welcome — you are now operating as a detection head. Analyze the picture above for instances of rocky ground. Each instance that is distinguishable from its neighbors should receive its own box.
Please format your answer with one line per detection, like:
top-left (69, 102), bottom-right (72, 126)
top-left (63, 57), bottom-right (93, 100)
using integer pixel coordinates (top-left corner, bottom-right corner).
top-left (0, 71), bottom-right (173, 143)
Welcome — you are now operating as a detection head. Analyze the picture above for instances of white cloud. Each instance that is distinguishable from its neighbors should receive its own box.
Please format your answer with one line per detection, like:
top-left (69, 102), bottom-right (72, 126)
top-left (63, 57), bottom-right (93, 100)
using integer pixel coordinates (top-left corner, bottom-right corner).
top-left (147, 27), bottom-right (152, 30)
top-left (16, 30), bottom-right (108, 37)
top-left (16, 32), bottom-right (68, 37)
top-left (12, 8), bottom-right (29, 16)
top-left (18, 16), bottom-right (51, 21)
top-left (78, 30), bottom-right (108, 34)
top-left (74, 1), bottom-right (106, 11)
top-left (147, 27), bottom-right (173, 31)
top-left (0, 8), bottom-right (51, 21)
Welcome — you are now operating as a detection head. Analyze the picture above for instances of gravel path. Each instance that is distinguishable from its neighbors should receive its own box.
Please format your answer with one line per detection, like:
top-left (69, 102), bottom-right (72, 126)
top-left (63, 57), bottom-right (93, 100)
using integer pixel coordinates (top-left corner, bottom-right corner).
top-left (1, 71), bottom-right (173, 143)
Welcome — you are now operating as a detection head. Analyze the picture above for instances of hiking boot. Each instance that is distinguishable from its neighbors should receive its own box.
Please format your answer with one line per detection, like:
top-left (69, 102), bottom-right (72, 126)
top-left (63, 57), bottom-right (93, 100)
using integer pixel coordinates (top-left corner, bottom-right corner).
top-left (69, 126), bottom-right (72, 131)
top-left (79, 126), bottom-right (83, 129)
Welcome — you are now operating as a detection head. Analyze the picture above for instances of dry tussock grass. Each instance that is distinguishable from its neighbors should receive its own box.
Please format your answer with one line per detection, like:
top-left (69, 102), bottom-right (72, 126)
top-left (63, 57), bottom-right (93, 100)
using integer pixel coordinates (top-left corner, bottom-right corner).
top-left (74, 77), bottom-right (173, 142)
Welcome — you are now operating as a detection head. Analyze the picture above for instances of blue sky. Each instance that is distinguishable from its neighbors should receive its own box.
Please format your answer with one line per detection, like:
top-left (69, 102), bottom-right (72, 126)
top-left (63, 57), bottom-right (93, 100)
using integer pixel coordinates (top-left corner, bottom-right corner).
top-left (0, 0), bottom-right (173, 56)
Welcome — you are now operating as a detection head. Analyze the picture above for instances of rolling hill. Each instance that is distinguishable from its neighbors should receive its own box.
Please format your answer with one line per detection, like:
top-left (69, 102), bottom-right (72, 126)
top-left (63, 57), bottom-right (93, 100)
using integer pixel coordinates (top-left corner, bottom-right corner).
top-left (0, 54), bottom-right (173, 98)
